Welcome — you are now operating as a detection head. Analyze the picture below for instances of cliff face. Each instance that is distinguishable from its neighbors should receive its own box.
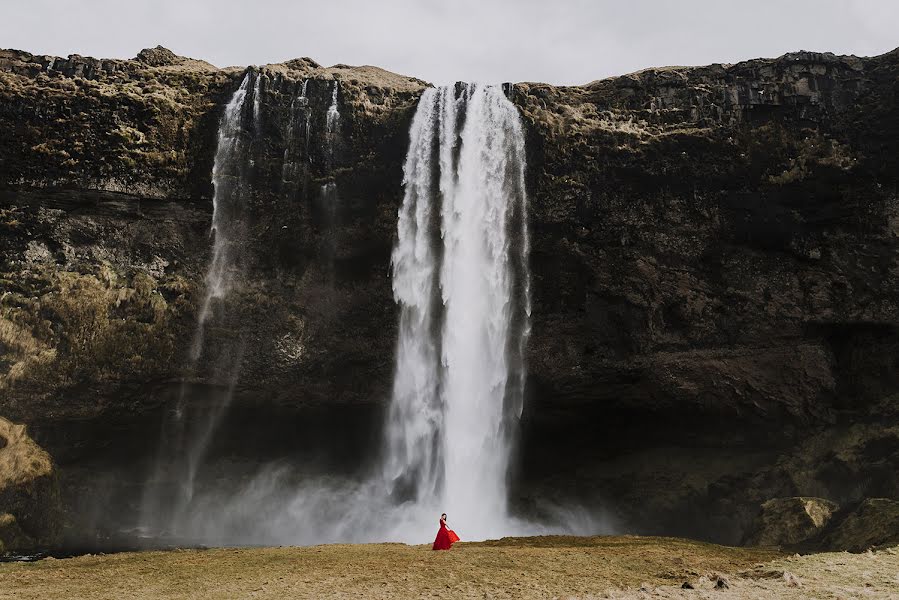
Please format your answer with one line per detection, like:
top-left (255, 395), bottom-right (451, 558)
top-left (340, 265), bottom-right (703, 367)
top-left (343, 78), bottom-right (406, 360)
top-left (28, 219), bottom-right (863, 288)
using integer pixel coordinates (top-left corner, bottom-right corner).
top-left (0, 47), bottom-right (424, 419)
top-left (1, 46), bottom-right (897, 546)
top-left (513, 50), bottom-right (899, 540)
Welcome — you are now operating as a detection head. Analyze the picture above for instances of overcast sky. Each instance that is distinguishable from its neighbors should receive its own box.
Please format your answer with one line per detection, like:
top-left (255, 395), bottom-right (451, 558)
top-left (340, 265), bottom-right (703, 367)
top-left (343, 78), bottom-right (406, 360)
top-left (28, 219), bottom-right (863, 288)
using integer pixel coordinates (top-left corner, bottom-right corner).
top-left (3, 0), bottom-right (897, 85)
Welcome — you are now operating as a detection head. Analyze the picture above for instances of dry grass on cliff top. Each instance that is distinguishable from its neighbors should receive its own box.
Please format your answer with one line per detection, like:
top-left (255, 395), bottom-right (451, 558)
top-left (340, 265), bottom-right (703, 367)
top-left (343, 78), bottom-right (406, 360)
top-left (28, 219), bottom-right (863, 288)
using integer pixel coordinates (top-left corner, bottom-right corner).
top-left (1, 535), bottom-right (897, 599)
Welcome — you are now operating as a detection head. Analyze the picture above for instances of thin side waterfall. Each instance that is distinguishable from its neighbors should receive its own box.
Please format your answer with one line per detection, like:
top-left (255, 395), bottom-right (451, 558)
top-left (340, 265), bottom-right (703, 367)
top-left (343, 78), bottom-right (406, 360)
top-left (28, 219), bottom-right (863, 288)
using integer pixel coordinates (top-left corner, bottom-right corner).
top-left (326, 80), bottom-right (340, 136)
top-left (385, 83), bottom-right (531, 540)
top-left (252, 72), bottom-right (263, 130)
top-left (319, 80), bottom-right (341, 281)
top-left (282, 79), bottom-right (311, 183)
top-left (140, 70), bottom-right (260, 534)
top-left (191, 72), bottom-right (255, 357)
top-left (323, 80), bottom-right (341, 170)
top-left (302, 79), bottom-right (312, 161)
top-left (282, 94), bottom-right (297, 181)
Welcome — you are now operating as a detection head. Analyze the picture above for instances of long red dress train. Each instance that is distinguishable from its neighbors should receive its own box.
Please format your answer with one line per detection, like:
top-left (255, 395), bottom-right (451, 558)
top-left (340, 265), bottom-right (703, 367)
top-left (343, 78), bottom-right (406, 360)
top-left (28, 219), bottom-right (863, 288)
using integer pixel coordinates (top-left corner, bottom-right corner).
top-left (432, 519), bottom-right (460, 550)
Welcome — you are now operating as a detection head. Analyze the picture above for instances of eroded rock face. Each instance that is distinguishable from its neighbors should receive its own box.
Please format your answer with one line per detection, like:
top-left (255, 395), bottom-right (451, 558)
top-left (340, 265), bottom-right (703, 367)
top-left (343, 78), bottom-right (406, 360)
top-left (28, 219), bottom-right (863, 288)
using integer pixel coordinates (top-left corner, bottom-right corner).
top-left (511, 49), bottom-right (899, 542)
top-left (823, 498), bottom-right (899, 552)
top-left (0, 417), bottom-right (61, 552)
top-left (0, 46), bottom-right (898, 545)
top-left (744, 497), bottom-right (838, 546)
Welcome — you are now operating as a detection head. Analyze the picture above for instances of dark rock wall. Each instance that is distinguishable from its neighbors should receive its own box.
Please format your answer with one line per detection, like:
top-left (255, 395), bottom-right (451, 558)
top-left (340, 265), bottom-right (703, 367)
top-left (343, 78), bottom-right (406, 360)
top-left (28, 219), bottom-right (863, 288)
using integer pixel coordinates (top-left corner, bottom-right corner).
top-left (512, 50), bottom-right (899, 541)
top-left (1, 46), bottom-right (897, 545)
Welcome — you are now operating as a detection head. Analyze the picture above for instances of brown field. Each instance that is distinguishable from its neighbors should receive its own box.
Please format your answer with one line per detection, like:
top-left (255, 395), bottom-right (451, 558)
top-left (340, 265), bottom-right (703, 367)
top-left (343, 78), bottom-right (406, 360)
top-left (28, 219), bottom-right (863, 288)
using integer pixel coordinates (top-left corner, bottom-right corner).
top-left (0, 535), bottom-right (896, 599)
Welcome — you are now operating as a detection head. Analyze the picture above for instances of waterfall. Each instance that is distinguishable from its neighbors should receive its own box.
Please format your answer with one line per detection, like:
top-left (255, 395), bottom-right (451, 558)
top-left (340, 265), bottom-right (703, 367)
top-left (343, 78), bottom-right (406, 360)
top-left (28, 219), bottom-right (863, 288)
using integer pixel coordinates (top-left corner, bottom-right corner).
top-left (385, 83), bottom-right (531, 540)
top-left (383, 88), bottom-right (442, 500)
top-left (326, 80), bottom-right (340, 135)
top-left (140, 70), bottom-right (259, 534)
top-left (282, 79), bottom-right (311, 183)
top-left (134, 80), bottom-right (595, 548)
top-left (252, 72), bottom-right (263, 129)
top-left (318, 80), bottom-right (341, 282)
top-left (302, 80), bottom-right (312, 161)
top-left (192, 72), bottom-right (254, 352)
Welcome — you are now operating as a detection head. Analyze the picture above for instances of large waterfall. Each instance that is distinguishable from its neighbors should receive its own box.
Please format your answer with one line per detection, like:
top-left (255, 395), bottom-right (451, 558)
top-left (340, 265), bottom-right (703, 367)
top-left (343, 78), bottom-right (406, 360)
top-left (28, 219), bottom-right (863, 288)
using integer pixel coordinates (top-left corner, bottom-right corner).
top-left (136, 79), bottom-right (590, 547)
top-left (385, 83), bottom-right (530, 539)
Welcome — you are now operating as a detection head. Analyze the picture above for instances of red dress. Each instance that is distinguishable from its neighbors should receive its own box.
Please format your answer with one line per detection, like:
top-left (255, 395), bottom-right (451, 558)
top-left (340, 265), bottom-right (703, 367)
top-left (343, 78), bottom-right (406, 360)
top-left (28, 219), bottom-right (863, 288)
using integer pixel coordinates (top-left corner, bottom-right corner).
top-left (432, 519), bottom-right (460, 550)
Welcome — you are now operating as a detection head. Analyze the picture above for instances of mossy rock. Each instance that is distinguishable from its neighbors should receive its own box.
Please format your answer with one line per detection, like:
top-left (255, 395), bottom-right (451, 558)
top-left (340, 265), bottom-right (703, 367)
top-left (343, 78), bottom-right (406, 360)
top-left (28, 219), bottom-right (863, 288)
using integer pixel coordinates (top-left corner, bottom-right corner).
top-left (823, 498), bottom-right (899, 552)
top-left (744, 497), bottom-right (838, 547)
top-left (0, 417), bottom-right (62, 551)
top-left (0, 512), bottom-right (33, 554)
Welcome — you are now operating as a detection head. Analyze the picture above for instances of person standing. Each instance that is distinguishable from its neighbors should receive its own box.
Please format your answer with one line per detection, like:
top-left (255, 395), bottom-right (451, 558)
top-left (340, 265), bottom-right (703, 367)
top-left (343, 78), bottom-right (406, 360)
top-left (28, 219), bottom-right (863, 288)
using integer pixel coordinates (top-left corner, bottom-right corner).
top-left (432, 513), bottom-right (460, 550)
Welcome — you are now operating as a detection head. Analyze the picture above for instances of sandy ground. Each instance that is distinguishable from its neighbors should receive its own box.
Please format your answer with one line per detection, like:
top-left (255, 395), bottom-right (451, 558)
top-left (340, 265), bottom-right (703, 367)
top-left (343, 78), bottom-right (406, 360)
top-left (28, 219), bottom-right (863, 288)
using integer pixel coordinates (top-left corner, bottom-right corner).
top-left (0, 535), bottom-right (896, 599)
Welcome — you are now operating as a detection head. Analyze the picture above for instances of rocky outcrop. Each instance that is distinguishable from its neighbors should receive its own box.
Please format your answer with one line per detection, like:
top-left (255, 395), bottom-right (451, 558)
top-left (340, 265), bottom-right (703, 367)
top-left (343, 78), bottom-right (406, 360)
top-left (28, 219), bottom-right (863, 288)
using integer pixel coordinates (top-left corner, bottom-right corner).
top-left (744, 496), bottom-right (899, 552)
top-left (1, 46), bottom-right (898, 546)
top-left (511, 49), bottom-right (899, 542)
top-left (744, 497), bottom-right (838, 546)
top-left (0, 417), bottom-right (61, 552)
top-left (822, 498), bottom-right (899, 551)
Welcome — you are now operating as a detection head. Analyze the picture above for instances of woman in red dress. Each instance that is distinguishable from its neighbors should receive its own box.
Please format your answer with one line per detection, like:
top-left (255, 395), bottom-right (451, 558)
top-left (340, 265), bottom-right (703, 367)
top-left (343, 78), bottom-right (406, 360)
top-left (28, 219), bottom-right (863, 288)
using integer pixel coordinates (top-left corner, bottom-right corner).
top-left (432, 513), bottom-right (460, 550)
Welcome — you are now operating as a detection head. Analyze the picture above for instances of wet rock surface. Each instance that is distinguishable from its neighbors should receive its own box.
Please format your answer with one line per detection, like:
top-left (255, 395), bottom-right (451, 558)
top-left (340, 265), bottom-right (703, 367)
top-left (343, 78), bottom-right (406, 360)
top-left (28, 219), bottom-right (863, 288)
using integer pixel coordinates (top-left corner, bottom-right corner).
top-left (1, 46), bottom-right (898, 547)
top-left (0, 417), bottom-right (61, 552)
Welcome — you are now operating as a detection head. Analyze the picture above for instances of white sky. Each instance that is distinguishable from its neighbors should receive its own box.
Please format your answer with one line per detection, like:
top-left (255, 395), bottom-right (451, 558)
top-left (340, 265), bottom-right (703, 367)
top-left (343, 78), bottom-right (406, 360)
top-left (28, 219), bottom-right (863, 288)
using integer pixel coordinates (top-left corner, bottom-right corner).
top-left (2, 0), bottom-right (897, 85)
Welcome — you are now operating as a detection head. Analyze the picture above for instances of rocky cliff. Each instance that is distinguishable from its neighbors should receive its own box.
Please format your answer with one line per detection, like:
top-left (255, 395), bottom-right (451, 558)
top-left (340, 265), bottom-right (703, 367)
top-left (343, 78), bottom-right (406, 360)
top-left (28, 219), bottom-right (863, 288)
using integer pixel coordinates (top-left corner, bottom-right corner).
top-left (1, 45), bottom-right (898, 548)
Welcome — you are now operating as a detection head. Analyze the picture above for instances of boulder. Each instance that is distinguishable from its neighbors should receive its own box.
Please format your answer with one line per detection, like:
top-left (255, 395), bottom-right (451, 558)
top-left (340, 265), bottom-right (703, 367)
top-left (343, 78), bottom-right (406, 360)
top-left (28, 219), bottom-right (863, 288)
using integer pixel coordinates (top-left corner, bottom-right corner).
top-left (823, 498), bottom-right (899, 552)
top-left (0, 417), bottom-right (62, 552)
top-left (0, 513), bottom-right (30, 553)
top-left (134, 46), bottom-right (181, 66)
top-left (744, 497), bottom-right (838, 546)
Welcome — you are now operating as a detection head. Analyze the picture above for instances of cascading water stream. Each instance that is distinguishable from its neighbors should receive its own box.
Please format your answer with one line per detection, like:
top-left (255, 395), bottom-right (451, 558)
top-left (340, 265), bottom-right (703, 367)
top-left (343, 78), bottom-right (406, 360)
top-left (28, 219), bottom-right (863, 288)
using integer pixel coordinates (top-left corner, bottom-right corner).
top-left (383, 88), bottom-right (443, 501)
top-left (282, 79), bottom-right (311, 183)
top-left (326, 80), bottom-right (340, 138)
top-left (252, 72), bottom-right (262, 130)
top-left (302, 79), bottom-right (312, 160)
top-left (319, 80), bottom-right (341, 281)
top-left (140, 70), bottom-right (260, 535)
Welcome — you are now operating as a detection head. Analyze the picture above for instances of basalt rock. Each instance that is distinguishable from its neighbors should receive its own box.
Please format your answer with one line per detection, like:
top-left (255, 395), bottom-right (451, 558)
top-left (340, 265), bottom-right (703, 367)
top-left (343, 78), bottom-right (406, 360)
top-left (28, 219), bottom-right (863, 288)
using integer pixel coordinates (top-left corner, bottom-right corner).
top-left (744, 497), bottom-right (838, 547)
top-left (511, 48), bottom-right (899, 543)
top-left (822, 498), bottom-right (899, 551)
top-left (0, 417), bottom-right (61, 552)
top-left (1, 46), bottom-right (898, 546)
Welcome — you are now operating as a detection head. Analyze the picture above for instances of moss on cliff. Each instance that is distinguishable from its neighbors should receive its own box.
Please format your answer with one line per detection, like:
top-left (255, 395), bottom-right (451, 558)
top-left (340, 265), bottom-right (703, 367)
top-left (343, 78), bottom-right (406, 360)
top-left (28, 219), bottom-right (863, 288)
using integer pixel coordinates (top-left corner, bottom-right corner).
top-left (0, 417), bottom-right (61, 551)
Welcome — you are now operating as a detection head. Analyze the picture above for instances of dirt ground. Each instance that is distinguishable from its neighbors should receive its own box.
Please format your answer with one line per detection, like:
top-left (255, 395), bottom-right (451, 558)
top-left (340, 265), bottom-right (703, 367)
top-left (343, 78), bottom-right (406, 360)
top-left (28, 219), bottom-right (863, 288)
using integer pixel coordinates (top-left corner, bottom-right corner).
top-left (0, 535), bottom-right (896, 599)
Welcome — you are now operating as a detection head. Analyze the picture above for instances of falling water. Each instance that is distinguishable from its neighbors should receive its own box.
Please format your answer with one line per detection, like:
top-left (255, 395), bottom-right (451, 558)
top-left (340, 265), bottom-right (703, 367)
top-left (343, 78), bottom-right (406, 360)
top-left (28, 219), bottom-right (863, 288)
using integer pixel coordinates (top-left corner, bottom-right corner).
top-left (135, 81), bottom-right (599, 547)
top-left (282, 79), bottom-right (311, 183)
top-left (326, 80), bottom-right (340, 135)
top-left (383, 88), bottom-right (442, 501)
top-left (302, 80), bottom-right (312, 160)
top-left (385, 83), bottom-right (530, 540)
top-left (322, 80), bottom-right (341, 173)
top-left (193, 73), bottom-right (253, 350)
top-left (318, 80), bottom-right (341, 281)
top-left (141, 70), bottom-right (259, 534)
top-left (252, 72), bottom-right (263, 128)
